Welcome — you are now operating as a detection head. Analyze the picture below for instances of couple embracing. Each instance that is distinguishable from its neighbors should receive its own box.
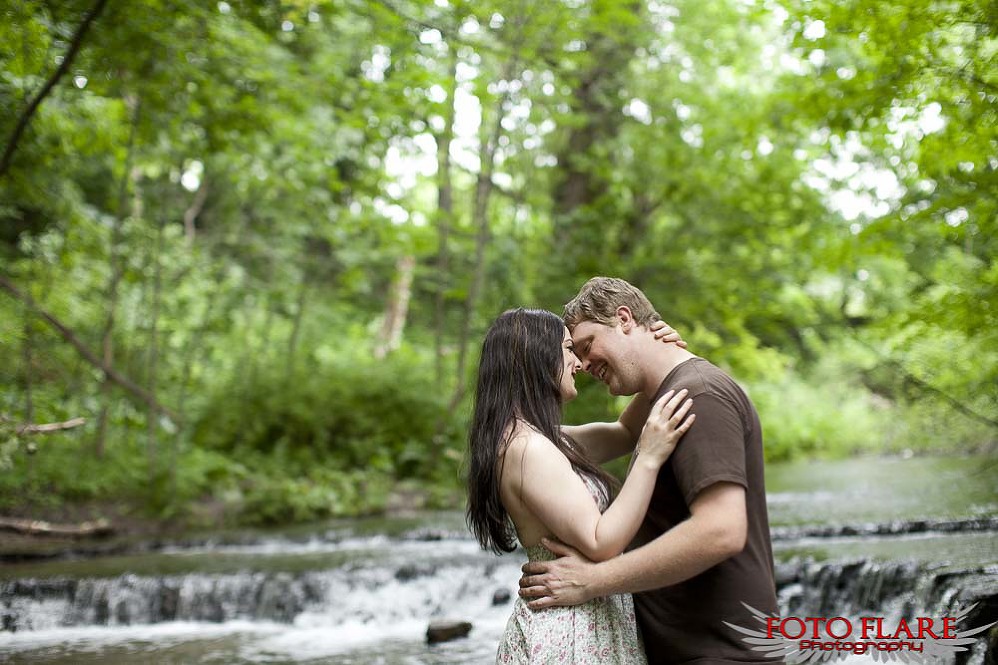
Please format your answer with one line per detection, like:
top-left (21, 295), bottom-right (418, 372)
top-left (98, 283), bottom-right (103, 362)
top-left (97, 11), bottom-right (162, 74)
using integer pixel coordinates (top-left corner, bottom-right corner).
top-left (467, 277), bottom-right (779, 664)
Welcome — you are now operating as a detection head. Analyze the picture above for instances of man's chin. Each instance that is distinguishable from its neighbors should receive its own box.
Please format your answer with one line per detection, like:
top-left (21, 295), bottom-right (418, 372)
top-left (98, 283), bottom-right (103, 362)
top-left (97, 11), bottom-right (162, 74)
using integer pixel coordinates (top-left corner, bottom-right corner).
top-left (606, 381), bottom-right (637, 397)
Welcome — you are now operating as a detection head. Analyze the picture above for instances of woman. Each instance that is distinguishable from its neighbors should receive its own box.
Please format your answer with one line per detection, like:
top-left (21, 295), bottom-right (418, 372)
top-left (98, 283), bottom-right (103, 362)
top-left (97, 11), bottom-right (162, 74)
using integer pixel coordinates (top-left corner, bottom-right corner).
top-left (467, 308), bottom-right (694, 663)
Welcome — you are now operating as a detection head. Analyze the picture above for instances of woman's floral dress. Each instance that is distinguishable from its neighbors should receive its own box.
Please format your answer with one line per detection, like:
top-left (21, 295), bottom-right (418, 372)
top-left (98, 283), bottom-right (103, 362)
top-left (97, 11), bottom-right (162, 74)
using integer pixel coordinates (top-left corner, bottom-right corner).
top-left (496, 475), bottom-right (647, 664)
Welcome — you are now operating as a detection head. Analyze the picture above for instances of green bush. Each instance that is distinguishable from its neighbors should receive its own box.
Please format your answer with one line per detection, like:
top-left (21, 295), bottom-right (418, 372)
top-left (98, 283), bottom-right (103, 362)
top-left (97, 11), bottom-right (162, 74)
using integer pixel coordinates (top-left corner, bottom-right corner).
top-left (751, 375), bottom-right (888, 461)
top-left (239, 467), bottom-right (393, 525)
top-left (0, 428), bottom-right (244, 516)
top-left (194, 355), bottom-right (457, 479)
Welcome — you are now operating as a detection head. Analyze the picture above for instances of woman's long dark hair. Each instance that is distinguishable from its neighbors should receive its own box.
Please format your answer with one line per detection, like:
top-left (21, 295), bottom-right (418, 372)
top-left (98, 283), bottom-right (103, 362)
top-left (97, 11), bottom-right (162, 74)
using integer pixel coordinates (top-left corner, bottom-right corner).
top-left (466, 308), bottom-right (616, 554)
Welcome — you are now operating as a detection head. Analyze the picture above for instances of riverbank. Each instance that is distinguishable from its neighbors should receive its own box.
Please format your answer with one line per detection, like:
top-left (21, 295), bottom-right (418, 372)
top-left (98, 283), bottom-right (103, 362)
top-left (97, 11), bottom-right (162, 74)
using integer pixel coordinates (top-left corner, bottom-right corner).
top-left (2, 452), bottom-right (995, 562)
top-left (0, 480), bottom-right (464, 564)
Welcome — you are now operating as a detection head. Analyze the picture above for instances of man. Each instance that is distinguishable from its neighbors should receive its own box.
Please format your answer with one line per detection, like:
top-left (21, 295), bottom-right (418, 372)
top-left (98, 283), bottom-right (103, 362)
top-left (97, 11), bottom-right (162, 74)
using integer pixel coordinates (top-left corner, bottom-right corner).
top-left (519, 277), bottom-right (778, 663)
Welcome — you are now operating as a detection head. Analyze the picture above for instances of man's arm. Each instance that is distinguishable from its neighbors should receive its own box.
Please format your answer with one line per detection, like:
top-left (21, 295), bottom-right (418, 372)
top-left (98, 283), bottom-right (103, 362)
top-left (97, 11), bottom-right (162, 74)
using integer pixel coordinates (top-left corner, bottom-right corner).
top-left (518, 482), bottom-right (747, 608)
top-left (562, 394), bottom-right (652, 465)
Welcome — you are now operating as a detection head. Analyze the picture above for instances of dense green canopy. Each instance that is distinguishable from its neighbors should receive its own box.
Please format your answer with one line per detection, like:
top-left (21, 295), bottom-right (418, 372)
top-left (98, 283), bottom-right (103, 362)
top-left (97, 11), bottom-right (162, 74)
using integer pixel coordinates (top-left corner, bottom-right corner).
top-left (1, 0), bottom-right (994, 523)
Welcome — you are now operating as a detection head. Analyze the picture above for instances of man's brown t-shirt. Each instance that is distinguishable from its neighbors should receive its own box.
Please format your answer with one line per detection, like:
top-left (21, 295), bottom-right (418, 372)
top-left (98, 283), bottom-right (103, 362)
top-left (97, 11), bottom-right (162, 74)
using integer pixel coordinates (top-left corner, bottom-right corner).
top-left (632, 358), bottom-right (778, 664)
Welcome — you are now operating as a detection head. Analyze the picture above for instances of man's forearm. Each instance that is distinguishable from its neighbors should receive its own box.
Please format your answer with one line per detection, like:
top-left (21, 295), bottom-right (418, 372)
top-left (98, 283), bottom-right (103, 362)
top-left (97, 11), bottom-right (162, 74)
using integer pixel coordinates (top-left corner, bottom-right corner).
top-left (589, 517), bottom-right (737, 597)
top-left (617, 393), bottom-right (652, 442)
top-left (562, 422), bottom-right (632, 464)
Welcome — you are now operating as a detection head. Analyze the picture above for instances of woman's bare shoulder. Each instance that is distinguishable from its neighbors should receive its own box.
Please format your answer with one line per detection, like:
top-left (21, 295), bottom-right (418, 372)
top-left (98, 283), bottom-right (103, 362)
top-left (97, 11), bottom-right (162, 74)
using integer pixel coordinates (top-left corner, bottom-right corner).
top-left (502, 421), bottom-right (557, 460)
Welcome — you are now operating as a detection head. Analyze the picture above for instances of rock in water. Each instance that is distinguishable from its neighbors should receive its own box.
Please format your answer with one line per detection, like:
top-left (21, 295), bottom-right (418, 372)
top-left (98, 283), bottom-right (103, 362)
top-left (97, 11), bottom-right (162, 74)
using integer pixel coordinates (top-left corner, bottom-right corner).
top-left (492, 588), bottom-right (511, 605)
top-left (426, 619), bottom-right (472, 644)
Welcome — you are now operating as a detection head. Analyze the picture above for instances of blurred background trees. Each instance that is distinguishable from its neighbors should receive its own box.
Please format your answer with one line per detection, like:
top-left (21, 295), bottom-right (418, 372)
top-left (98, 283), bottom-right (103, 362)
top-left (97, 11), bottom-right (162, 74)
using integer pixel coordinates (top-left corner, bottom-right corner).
top-left (1, 0), bottom-right (994, 524)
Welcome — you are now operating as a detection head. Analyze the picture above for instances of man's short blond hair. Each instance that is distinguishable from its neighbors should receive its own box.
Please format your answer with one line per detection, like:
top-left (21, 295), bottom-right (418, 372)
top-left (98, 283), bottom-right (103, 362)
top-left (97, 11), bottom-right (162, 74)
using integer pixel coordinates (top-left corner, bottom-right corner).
top-left (563, 277), bottom-right (660, 329)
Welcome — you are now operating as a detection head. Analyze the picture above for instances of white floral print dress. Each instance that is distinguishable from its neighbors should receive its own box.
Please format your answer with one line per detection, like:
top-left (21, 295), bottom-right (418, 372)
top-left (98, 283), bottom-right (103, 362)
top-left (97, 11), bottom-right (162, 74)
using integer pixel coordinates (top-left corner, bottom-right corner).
top-left (495, 474), bottom-right (647, 664)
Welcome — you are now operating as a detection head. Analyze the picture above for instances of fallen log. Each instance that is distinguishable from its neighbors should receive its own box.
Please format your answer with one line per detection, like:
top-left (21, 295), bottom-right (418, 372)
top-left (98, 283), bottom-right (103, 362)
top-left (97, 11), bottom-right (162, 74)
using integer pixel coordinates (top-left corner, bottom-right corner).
top-left (0, 516), bottom-right (114, 539)
top-left (15, 417), bottom-right (87, 436)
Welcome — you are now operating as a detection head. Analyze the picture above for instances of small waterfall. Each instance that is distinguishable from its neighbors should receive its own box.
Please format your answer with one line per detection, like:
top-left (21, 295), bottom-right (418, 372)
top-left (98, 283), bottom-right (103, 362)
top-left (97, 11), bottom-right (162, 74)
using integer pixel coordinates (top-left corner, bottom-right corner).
top-left (1, 520), bottom-right (996, 663)
top-left (775, 559), bottom-right (998, 664)
top-left (1, 558), bottom-right (523, 634)
top-left (4, 555), bottom-right (994, 650)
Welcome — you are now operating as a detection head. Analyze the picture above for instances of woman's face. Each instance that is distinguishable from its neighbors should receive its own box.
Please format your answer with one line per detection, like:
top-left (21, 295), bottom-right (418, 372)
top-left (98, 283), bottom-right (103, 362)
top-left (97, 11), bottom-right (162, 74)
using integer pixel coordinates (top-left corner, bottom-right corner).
top-left (559, 326), bottom-right (583, 402)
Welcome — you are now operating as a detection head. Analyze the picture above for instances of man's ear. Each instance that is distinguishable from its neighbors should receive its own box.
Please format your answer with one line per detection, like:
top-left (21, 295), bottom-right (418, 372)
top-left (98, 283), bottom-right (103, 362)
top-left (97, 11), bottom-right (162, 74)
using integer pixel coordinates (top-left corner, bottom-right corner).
top-left (616, 306), bottom-right (635, 333)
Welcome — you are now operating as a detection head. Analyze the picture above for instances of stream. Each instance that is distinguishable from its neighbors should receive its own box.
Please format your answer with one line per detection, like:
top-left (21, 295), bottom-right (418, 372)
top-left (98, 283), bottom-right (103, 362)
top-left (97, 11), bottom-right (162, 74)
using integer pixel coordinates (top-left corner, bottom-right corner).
top-left (1, 455), bottom-right (996, 663)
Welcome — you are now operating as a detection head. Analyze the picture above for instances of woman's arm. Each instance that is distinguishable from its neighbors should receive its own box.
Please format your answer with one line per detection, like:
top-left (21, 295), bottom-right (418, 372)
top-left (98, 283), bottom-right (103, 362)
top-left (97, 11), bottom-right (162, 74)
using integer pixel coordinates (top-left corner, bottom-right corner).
top-left (510, 390), bottom-right (694, 562)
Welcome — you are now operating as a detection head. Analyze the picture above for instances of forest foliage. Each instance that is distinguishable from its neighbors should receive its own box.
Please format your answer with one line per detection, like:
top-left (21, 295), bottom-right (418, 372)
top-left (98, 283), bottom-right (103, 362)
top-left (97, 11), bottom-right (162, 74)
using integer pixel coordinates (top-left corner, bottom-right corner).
top-left (0, 0), bottom-right (995, 525)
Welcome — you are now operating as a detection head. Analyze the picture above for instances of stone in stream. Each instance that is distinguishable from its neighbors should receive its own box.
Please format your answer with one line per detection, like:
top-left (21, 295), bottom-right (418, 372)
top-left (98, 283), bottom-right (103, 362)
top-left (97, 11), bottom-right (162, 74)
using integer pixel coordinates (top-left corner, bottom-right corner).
top-left (158, 584), bottom-right (180, 622)
top-left (773, 561), bottom-right (801, 588)
top-left (255, 573), bottom-right (303, 623)
top-left (396, 563), bottom-right (437, 581)
top-left (426, 619), bottom-right (473, 644)
top-left (2, 609), bottom-right (17, 632)
top-left (492, 588), bottom-right (512, 605)
top-left (94, 594), bottom-right (110, 625)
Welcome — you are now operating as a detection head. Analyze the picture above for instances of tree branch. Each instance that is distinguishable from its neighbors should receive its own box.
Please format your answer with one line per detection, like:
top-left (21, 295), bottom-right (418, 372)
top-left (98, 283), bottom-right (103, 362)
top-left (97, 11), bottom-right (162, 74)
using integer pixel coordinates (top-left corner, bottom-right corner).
top-left (453, 162), bottom-right (526, 204)
top-left (864, 356), bottom-right (998, 431)
top-left (0, 274), bottom-right (181, 423)
top-left (0, 0), bottom-right (111, 179)
top-left (370, 0), bottom-right (507, 58)
top-left (898, 366), bottom-right (998, 430)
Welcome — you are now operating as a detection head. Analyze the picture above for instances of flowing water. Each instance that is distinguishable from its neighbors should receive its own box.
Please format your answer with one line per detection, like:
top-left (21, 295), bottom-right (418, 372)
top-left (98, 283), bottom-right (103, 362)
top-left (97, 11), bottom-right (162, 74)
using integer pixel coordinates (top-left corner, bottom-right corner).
top-left (1, 455), bottom-right (996, 663)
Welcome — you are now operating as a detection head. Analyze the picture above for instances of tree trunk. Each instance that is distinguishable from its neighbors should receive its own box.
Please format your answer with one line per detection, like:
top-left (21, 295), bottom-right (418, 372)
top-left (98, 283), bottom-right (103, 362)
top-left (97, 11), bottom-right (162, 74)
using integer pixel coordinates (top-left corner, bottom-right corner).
top-left (615, 192), bottom-right (657, 256)
top-left (95, 97), bottom-right (141, 458)
top-left (22, 293), bottom-right (35, 477)
top-left (544, 3), bottom-right (646, 291)
top-left (145, 218), bottom-right (166, 476)
top-left (436, 55), bottom-right (519, 440)
top-left (433, 53), bottom-right (458, 386)
top-left (247, 250), bottom-right (277, 388)
top-left (552, 17), bottom-right (641, 222)
top-left (173, 306), bottom-right (209, 392)
top-left (0, 0), bottom-right (110, 178)
top-left (22, 303), bottom-right (34, 426)
top-left (374, 255), bottom-right (416, 359)
top-left (183, 175), bottom-right (209, 244)
top-left (171, 262), bottom-right (229, 495)
top-left (286, 267), bottom-right (310, 375)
